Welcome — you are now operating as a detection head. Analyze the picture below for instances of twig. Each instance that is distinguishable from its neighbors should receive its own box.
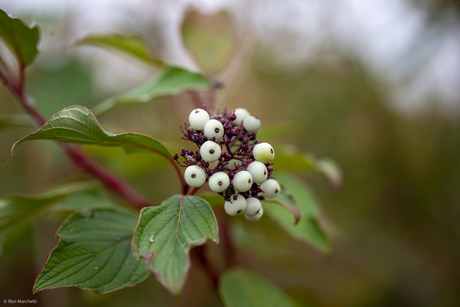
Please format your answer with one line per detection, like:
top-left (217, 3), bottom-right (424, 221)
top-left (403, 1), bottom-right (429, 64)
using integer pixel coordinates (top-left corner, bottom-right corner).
top-left (192, 245), bottom-right (219, 291)
top-left (218, 210), bottom-right (237, 269)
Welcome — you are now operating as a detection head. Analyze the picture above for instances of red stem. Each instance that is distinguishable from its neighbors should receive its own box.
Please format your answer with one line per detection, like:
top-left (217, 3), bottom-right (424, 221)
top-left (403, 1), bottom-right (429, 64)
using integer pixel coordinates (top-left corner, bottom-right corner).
top-left (192, 245), bottom-right (219, 291)
top-left (218, 210), bottom-right (237, 269)
top-left (5, 70), bottom-right (153, 209)
top-left (169, 157), bottom-right (187, 195)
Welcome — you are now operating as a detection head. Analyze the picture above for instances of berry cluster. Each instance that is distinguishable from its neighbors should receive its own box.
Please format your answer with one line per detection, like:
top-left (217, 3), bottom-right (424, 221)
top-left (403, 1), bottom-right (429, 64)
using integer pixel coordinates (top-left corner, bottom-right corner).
top-left (174, 108), bottom-right (281, 222)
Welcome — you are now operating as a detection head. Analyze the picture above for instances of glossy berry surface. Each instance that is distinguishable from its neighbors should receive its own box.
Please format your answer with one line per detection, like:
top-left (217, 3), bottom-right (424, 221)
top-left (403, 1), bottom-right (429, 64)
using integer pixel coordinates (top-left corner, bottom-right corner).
top-left (232, 171), bottom-right (253, 192)
top-left (243, 197), bottom-right (262, 216)
top-left (184, 165), bottom-right (206, 187)
top-left (204, 119), bottom-right (224, 140)
top-left (188, 108), bottom-right (210, 130)
top-left (224, 194), bottom-right (247, 216)
top-left (260, 179), bottom-right (281, 199)
top-left (243, 116), bottom-right (261, 133)
top-left (247, 161), bottom-right (268, 183)
top-left (253, 142), bottom-right (275, 163)
top-left (209, 172), bottom-right (230, 192)
top-left (245, 207), bottom-right (263, 222)
top-left (233, 108), bottom-right (250, 126)
top-left (200, 141), bottom-right (221, 162)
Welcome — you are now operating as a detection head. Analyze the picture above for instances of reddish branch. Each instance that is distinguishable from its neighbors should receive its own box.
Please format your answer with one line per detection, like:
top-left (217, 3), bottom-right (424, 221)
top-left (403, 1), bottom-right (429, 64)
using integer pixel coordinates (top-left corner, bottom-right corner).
top-left (192, 245), bottom-right (219, 290)
top-left (4, 69), bottom-right (153, 209)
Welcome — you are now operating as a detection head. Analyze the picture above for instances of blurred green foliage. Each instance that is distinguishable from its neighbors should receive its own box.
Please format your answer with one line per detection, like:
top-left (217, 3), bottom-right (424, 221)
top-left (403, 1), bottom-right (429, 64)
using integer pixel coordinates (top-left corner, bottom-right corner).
top-left (0, 4), bottom-right (459, 307)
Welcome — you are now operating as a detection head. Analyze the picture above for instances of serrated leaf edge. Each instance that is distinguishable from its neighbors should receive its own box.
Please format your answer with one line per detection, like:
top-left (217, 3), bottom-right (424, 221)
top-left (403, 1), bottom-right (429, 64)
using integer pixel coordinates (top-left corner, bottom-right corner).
top-left (32, 208), bottom-right (149, 294)
top-left (132, 195), bottom-right (219, 296)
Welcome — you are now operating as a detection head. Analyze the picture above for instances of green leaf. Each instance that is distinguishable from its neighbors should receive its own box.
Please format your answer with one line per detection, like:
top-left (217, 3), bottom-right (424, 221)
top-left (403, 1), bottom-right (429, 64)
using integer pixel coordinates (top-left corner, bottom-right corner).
top-left (76, 34), bottom-right (164, 67)
top-left (255, 123), bottom-right (300, 141)
top-left (91, 65), bottom-right (211, 115)
top-left (33, 208), bottom-right (150, 294)
top-left (0, 114), bottom-right (34, 130)
top-left (317, 157), bottom-right (343, 189)
top-left (275, 146), bottom-right (342, 189)
top-left (0, 182), bottom-right (100, 232)
top-left (263, 171), bottom-right (330, 253)
top-left (133, 195), bottom-right (218, 295)
top-left (181, 9), bottom-right (235, 74)
top-left (11, 105), bottom-right (171, 158)
top-left (275, 147), bottom-right (317, 172)
top-left (266, 191), bottom-right (301, 225)
top-left (0, 182), bottom-right (100, 257)
top-left (0, 9), bottom-right (39, 67)
top-left (219, 269), bottom-right (295, 307)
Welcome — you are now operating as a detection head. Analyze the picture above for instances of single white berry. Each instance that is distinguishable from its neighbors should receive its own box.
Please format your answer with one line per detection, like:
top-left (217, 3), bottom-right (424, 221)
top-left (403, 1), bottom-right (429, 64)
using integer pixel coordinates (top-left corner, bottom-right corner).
top-left (189, 108), bottom-right (210, 130)
top-left (260, 179), bottom-right (281, 199)
top-left (233, 108), bottom-right (250, 126)
top-left (200, 141), bottom-right (221, 162)
top-left (232, 171), bottom-right (253, 192)
top-left (184, 165), bottom-right (206, 187)
top-left (247, 161), bottom-right (268, 183)
top-left (204, 119), bottom-right (224, 140)
top-left (253, 142), bottom-right (275, 163)
top-left (209, 172), bottom-right (230, 192)
top-left (224, 194), bottom-right (247, 216)
top-left (245, 207), bottom-right (263, 222)
top-left (243, 197), bottom-right (262, 217)
top-left (243, 116), bottom-right (261, 133)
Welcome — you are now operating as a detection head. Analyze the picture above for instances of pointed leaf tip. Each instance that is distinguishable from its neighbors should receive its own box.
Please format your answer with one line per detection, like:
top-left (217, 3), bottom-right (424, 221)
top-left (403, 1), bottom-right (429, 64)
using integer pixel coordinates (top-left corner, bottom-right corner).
top-left (0, 9), bottom-right (40, 67)
top-left (91, 65), bottom-right (211, 115)
top-left (11, 105), bottom-right (171, 158)
top-left (264, 171), bottom-right (330, 254)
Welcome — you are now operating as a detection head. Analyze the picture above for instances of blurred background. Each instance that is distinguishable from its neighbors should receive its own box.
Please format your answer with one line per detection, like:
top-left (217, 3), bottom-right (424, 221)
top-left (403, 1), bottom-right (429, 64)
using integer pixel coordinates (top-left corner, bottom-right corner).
top-left (1, 0), bottom-right (460, 306)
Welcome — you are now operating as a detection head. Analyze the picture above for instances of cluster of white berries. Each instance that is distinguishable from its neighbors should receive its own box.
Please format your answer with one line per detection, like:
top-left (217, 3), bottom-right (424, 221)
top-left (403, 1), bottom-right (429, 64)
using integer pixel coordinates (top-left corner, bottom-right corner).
top-left (175, 108), bottom-right (281, 222)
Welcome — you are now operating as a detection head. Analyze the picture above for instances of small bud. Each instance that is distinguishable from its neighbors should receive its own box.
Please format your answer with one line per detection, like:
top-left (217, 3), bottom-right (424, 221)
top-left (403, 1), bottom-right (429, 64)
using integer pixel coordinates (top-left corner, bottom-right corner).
top-left (191, 133), bottom-right (199, 142)
top-left (247, 133), bottom-right (256, 140)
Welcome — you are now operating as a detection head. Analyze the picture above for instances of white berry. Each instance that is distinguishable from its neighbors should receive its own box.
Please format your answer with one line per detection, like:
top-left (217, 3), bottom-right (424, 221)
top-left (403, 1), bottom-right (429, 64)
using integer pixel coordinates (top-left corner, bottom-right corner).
top-left (260, 179), bottom-right (281, 199)
top-left (189, 108), bottom-right (210, 130)
top-left (224, 194), bottom-right (247, 216)
top-left (200, 141), bottom-right (221, 162)
top-left (204, 119), bottom-right (224, 140)
top-left (243, 197), bottom-right (262, 217)
top-left (208, 172), bottom-right (230, 192)
top-left (253, 142), bottom-right (275, 163)
top-left (232, 171), bottom-right (253, 192)
top-left (184, 165), bottom-right (206, 187)
top-left (245, 207), bottom-right (263, 222)
top-left (243, 116), bottom-right (261, 133)
top-left (247, 161), bottom-right (268, 183)
top-left (233, 108), bottom-right (250, 126)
